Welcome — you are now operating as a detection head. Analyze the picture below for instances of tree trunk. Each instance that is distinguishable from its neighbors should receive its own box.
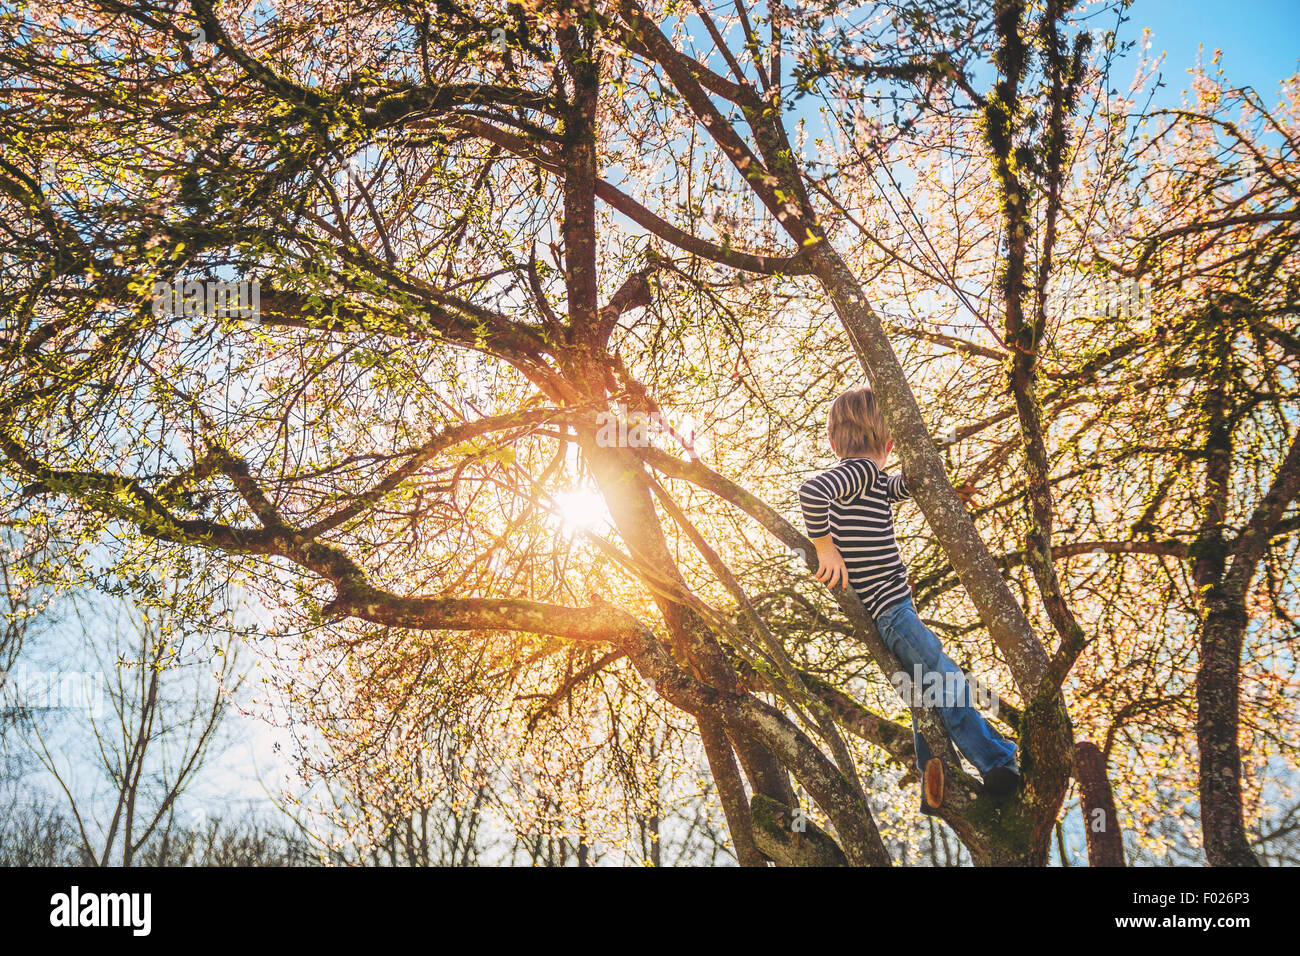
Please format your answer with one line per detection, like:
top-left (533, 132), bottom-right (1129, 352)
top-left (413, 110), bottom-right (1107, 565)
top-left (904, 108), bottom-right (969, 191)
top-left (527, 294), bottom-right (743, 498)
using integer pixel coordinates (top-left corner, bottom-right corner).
top-left (1196, 601), bottom-right (1259, 866)
top-left (1074, 741), bottom-right (1124, 866)
top-left (1190, 313), bottom-right (1260, 867)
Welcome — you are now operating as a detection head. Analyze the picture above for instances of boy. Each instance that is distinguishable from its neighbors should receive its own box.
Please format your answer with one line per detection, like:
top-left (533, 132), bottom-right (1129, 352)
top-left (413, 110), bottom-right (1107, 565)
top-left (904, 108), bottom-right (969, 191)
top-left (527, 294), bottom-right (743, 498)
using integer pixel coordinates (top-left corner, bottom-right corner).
top-left (798, 387), bottom-right (1020, 813)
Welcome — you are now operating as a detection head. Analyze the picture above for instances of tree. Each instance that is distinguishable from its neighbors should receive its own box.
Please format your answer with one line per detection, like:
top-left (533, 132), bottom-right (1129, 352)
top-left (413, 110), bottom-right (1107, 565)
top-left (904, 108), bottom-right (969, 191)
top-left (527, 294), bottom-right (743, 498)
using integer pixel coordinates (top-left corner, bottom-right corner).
top-left (1091, 75), bottom-right (1300, 865)
top-left (1, 0), bottom-right (1295, 866)
top-left (19, 596), bottom-right (239, 866)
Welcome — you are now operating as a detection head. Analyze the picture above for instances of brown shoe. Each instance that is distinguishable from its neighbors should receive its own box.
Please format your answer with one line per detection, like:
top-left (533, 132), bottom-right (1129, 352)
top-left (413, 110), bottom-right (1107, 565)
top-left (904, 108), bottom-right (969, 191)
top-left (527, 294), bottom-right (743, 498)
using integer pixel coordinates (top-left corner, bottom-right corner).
top-left (921, 757), bottom-right (944, 814)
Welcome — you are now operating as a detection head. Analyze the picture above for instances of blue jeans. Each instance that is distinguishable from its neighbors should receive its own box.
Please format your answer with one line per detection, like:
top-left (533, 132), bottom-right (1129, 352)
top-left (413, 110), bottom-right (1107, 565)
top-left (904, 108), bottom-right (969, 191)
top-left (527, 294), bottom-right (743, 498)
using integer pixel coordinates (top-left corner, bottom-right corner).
top-left (875, 597), bottom-right (1017, 777)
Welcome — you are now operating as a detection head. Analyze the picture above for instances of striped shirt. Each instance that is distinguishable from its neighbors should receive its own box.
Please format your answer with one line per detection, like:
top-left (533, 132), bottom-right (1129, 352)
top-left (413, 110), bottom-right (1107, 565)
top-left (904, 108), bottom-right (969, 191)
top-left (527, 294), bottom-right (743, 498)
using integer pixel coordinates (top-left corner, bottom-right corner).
top-left (798, 456), bottom-right (912, 618)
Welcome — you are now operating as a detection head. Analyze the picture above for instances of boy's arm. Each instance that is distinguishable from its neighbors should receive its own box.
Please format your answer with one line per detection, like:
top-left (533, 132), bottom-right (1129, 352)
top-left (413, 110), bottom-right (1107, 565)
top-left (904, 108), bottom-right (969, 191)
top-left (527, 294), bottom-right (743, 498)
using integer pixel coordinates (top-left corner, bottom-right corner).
top-left (885, 471), bottom-right (911, 503)
top-left (809, 534), bottom-right (850, 589)
top-left (798, 459), bottom-right (874, 589)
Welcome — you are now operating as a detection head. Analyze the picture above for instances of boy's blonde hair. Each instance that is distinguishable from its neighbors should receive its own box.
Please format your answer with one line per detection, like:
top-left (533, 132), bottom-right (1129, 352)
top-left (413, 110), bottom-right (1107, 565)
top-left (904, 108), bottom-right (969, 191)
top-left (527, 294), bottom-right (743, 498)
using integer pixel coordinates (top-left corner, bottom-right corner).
top-left (828, 387), bottom-right (891, 458)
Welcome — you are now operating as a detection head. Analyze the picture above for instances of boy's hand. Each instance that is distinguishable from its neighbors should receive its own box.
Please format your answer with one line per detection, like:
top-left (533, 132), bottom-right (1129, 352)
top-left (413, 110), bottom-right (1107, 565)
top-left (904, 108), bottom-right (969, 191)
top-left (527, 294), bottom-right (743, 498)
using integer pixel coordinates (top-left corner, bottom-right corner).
top-left (811, 536), bottom-right (849, 589)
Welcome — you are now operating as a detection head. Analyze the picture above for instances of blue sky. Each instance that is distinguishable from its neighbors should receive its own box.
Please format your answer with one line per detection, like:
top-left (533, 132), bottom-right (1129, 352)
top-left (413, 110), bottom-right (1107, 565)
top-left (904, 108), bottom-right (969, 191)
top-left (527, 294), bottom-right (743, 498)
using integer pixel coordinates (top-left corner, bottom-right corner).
top-left (1135, 0), bottom-right (1298, 102)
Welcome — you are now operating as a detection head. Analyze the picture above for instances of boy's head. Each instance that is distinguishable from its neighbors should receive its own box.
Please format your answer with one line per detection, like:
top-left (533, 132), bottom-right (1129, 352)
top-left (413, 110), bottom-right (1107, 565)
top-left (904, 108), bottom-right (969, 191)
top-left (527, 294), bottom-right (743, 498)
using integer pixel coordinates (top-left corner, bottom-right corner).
top-left (828, 387), bottom-right (892, 460)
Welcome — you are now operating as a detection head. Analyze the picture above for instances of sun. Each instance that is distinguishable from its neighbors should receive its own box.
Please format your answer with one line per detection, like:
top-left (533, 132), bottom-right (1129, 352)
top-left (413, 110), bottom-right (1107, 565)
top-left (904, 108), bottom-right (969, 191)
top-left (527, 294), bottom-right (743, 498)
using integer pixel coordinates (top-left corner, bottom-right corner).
top-left (554, 488), bottom-right (610, 532)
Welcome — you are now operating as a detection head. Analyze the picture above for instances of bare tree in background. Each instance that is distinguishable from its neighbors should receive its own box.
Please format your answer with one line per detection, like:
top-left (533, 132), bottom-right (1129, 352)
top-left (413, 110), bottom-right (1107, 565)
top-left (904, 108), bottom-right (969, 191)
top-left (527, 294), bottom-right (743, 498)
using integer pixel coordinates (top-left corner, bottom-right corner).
top-left (20, 596), bottom-right (240, 866)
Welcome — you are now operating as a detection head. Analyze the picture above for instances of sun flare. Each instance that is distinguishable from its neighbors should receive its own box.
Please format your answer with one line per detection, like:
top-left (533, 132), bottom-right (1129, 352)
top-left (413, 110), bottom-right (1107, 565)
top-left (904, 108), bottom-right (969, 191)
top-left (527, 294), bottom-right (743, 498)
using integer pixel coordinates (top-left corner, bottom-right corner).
top-left (554, 488), bottom-right (610, 532)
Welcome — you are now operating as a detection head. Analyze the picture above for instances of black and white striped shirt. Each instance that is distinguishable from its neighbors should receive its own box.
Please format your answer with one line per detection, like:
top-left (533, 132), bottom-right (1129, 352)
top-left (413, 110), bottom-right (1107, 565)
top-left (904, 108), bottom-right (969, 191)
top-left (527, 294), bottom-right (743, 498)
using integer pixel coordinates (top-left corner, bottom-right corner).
top-left (798, 456), bottom-right (912, 618)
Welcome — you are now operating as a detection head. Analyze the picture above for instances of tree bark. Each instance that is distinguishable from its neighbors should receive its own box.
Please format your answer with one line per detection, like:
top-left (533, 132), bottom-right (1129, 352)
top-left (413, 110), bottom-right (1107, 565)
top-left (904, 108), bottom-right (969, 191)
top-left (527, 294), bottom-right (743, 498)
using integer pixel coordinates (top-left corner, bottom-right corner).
top-left (1195, 602), bottom-right (1259, 866)
top-left (1190, 312), bottom-right (1261, 867)
top-left (1074, 741), bottom-right (1124, 866)
top-left (698, 718), bottom-right (766, 866)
